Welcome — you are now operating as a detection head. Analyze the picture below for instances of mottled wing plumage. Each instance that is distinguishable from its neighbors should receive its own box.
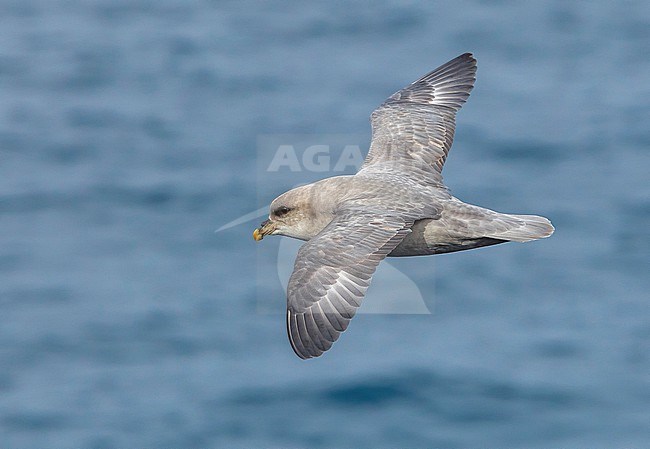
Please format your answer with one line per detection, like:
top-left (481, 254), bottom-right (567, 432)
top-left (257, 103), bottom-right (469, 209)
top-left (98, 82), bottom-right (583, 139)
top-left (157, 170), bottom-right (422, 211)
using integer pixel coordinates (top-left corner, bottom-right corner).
top-left (362, 53), bottom-right (477, 183)
top-left (286, 211), bottom-right (411, 359)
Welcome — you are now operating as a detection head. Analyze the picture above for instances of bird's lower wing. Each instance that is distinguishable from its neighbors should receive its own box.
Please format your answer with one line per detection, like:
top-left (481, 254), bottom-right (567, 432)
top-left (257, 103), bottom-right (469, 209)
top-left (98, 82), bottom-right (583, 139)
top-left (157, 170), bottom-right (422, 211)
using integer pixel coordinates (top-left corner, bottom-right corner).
top-left (287, 210), bottom-right (411, 359)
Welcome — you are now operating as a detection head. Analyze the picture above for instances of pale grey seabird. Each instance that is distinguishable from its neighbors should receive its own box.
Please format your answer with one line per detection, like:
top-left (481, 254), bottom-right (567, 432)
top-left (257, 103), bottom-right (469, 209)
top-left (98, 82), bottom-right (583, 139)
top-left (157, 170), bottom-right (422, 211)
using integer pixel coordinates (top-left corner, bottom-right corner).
top-left (253, 53), bottom-right (554, 359)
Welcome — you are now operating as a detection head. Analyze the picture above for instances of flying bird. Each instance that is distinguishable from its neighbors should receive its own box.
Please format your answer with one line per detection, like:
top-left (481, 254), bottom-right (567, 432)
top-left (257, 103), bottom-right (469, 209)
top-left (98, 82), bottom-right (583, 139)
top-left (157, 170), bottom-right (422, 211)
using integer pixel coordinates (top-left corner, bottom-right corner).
top-left (253, 53), bottom-right (554, 359)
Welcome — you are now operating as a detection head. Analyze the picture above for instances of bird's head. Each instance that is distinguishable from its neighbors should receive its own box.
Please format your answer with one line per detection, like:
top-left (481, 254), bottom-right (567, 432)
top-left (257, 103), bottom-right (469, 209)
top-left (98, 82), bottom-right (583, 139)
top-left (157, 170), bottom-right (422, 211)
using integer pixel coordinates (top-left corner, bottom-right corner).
top-left (253, 185), bottom-right (318, 241)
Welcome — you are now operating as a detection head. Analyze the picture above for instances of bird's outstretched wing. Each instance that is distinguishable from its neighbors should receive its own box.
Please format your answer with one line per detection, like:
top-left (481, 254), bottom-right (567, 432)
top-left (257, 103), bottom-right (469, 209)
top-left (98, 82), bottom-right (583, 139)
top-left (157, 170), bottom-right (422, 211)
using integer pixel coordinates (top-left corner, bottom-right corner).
top-left (361, 53), bottom-right (476, 184)
top-left (286, 210), bottom-right (411, 359)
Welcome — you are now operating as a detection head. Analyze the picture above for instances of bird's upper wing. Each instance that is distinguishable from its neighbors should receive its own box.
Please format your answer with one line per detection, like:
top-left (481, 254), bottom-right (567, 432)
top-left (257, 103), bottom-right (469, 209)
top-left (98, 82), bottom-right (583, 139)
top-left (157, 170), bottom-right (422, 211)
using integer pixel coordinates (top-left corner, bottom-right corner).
top-left (360, 53), bottom-right (476, 185)
top-left (286, 210), bottom-right (411, 359)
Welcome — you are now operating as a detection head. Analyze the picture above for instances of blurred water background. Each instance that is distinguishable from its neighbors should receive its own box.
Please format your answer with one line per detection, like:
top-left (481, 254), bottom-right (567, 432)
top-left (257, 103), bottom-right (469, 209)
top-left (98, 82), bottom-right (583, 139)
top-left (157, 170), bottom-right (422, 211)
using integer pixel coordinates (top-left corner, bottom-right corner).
top-left (1, 1), bottom-right (649, 448)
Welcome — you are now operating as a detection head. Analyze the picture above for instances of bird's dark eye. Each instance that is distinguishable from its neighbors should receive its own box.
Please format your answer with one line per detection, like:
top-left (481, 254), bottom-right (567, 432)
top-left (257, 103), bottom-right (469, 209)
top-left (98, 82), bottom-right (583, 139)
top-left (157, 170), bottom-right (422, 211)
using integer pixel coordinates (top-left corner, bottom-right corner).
top-left (274, 206), bottom-right (292, 217)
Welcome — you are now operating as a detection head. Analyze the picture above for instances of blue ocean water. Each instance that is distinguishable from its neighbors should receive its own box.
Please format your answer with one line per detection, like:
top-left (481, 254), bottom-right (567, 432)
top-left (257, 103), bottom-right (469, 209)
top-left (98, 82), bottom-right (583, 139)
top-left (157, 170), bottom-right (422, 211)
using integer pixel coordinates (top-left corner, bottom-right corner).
top-left (1, 1), bottom-right (649, 448)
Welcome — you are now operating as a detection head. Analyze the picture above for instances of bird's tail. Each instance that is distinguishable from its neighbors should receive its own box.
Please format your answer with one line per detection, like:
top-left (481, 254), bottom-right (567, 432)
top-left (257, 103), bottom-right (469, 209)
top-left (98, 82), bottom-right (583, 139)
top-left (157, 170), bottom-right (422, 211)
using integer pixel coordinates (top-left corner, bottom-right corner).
top-left (485, 213), bottom-right (555, 242)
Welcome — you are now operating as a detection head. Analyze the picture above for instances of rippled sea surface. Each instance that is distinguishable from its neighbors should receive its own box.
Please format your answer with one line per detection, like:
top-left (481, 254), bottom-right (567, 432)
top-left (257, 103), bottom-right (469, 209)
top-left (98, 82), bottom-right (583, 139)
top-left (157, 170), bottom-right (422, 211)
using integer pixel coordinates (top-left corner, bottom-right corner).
top-left (1, 1), bottom-right (649, 448)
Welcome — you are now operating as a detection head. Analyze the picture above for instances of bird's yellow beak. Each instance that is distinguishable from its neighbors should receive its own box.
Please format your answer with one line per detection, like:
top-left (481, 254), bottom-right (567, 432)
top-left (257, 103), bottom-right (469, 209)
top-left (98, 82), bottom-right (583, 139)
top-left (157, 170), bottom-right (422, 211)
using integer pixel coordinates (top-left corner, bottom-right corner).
top-left (253, 219), bottom-right (273, 242)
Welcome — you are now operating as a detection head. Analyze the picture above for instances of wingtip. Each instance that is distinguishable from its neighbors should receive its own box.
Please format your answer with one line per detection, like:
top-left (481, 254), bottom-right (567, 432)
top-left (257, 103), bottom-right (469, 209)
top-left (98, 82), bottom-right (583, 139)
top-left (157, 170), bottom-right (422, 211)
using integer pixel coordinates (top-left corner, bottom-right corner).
top-left (451, 52), bottom-right (476, 65)
top-left (457, 52), bottom-right (477, 73)
top-left (286, 309), bottom-right (317, 360)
